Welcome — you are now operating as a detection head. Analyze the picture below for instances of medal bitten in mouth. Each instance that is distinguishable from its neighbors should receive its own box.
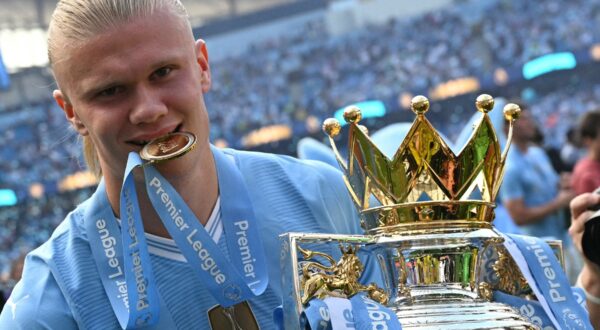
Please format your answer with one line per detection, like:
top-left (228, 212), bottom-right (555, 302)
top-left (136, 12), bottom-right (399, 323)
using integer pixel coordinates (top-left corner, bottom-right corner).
top-left (139, 130), bottom-right (197, 162)
top-left (128, 124), bottom-right (183, 147)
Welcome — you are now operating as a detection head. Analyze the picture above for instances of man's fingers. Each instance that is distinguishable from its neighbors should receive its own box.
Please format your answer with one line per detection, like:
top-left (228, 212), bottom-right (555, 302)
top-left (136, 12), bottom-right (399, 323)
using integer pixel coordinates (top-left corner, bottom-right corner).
top-left (570, 193), bottom-right (600, 219)
top-left (569, 212), bottom-right (589, 236)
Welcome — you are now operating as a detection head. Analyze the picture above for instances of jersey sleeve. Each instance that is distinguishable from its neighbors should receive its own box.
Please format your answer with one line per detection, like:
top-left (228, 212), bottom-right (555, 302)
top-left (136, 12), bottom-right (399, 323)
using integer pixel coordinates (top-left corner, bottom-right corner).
top-left (500, 165), bottom-right (525, 202)
top-left (307, 161), bottom-right (387, 286)
top-left (0, 254), bottom-right (77, 330)
top-left (296, 159), bottom-right (362, 235)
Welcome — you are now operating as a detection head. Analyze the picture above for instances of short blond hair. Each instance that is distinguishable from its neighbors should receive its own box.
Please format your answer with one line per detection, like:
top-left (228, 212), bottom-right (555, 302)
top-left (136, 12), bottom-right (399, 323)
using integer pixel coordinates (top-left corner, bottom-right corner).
top-left (48, 0), bottom-right (189, 177)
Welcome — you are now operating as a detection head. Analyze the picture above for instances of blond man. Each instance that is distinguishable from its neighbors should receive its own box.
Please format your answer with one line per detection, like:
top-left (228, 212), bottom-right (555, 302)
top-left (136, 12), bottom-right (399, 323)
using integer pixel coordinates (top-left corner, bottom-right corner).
top-left (0, 1), bottom-right (362, 328)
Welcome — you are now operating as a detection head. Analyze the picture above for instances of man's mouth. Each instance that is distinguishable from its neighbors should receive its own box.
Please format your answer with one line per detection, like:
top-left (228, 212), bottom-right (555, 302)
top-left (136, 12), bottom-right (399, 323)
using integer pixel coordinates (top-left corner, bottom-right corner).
top-left (128, 124), bottom-right (182, 147)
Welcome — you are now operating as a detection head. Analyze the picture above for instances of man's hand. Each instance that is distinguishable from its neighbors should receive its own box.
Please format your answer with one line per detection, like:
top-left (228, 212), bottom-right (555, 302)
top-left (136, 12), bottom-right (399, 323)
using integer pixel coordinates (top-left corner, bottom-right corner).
top-left (556, 189), bottom-right (575, 208)
top-left (569, 192), bottom-right (600, 328)
top-left (568, 192), bottom-right (600, 260)
top-left (559, 172), bottom-right (572, 190)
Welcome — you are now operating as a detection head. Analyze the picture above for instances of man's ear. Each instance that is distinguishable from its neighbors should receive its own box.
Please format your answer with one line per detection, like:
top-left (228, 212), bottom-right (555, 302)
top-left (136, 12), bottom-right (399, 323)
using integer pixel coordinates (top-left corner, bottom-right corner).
top-left (53, 89), bottom-right (88, 136)
top-left (195, 39), bottom-right (211, 93)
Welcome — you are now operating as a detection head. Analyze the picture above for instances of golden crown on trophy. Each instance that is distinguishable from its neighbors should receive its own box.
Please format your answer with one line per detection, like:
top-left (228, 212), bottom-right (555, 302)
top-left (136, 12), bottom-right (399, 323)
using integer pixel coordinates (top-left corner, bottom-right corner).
top-left (279, 94), bottom-right (539, 329)
top-left (322, 94), bottom-right (521, 235)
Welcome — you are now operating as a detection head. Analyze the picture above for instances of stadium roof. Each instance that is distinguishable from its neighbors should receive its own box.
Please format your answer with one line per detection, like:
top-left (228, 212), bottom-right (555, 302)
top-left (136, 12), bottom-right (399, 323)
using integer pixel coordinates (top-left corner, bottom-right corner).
top-left (0, 0), bottom-right (296, 71)
top-left (0, 0), bottom-right (294, 30)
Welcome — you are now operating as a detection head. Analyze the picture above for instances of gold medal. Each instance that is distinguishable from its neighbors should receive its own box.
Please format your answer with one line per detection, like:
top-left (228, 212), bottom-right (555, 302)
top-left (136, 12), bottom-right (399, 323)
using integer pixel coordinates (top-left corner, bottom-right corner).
top-left (139, 132), bottom-right (197, 163)
top-left (207, 302), bottom-right (259, 330)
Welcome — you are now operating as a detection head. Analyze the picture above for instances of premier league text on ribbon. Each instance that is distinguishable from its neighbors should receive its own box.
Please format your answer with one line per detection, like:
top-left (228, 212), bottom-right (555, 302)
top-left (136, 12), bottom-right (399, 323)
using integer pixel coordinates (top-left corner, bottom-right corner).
top-left (522, 236), bottom-right (566, 303)
top-left (123, 189), bottom-right (152, 312)
top-left (96, 219), bottom-right (129, 310)
top-left (148, 177), bottom-right (230, 284)
top-left (231, 220), bottom-right (260, 285)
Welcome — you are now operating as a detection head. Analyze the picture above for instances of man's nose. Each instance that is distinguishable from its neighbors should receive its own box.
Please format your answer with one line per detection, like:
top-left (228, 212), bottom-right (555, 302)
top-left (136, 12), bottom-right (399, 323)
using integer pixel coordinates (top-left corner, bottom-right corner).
top-left (129, 87), bottom-right (168, 125)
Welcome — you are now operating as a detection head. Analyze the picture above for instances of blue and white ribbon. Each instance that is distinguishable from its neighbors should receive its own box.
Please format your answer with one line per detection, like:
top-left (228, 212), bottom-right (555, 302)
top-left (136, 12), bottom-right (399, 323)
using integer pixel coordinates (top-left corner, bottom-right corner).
top-left (303, 294), bottom-right (401, 330)
top-left (502, 234), bottom-right (592, 329)
top-left (302, 298), bottom-right (332, 330)
top-left (350, 294), bottom-right (400, 330)
top-left (118, 153), bottom-right (161, 328)
top-left (86, 176), bottom-right (160, 329)
top-left (85, 146), bottom-right (268, 329)
top-left (494, 291), bottom-right (556, 329)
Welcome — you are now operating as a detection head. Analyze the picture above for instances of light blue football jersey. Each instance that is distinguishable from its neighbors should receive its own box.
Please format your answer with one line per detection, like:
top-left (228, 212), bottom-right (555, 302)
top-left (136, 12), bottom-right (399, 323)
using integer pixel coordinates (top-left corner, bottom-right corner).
top-left (0, 148), bottom-right (365, 329)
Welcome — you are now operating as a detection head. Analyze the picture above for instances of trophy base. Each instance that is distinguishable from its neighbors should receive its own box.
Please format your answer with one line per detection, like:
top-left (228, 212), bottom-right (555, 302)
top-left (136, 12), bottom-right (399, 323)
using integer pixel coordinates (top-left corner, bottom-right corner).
top-left (394, 300), bottom-right (537, 329)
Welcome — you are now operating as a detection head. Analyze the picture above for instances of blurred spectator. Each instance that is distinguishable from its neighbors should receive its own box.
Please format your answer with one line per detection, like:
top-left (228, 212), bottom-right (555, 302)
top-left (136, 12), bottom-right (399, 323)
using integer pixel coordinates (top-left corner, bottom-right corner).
top-left (572, 110), bottom-right (600, 194)
top-left (501, 104), bottom-right (574, 238)
top-left (500, 104), bottom-right (581, 281)
top-left (531, 125), bottom-right (569, 174)
top-left (0, 252), bottom-right (26, 312)
top-left (0, 187), bottom-right (93, 296)
top-left (6, 253), bottom-right (25, 294)
top-left (561, 127), bottom-right (586, 171)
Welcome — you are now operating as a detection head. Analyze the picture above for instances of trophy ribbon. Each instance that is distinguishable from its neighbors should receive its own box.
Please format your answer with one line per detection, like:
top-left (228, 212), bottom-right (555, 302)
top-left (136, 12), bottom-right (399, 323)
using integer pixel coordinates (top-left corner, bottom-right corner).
top-left (494, 287), bottom-right (589, 329)
top-left (302, 294), bottom-right (401, 330)
top-left (349, 294), bottom-right (400, 330)
top-left (324, 297), bottom-right (353, 329)
top-left (501, 234), bottom-right (592, 329)
top-left (493, 291), bottom-right (556, 329)
top-left (84, 133), bottom-right (268, 329)
top-left (302, 299), bottom-right (331, 330)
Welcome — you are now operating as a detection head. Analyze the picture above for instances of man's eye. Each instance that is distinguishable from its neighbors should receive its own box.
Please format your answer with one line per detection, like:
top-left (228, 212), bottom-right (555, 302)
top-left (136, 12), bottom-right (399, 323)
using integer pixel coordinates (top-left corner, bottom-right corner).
top-left (98, 86), bottom-right (123, 98)
top-left (152, 67), bottom-right (172, 80)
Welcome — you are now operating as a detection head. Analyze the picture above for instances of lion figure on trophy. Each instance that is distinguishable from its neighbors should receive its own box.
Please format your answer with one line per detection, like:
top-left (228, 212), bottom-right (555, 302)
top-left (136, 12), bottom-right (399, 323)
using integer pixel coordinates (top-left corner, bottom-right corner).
top-left (298, 244), bottom-right (388, 305)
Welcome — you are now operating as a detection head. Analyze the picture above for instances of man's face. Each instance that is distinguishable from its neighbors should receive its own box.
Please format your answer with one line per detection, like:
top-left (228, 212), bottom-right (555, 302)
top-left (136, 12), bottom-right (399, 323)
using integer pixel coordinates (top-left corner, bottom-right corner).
top-left (52, 8), bottom-right (211, 180)
top-left (513, 110), bottom-right (537, 142)
top-left (584, 133), bottom-right (600, 156)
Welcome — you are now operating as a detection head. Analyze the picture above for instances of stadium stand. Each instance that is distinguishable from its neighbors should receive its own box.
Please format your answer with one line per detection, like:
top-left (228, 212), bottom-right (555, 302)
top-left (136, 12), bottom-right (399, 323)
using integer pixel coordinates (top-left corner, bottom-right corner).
top-left (1, 0), bottom-right (600, 293)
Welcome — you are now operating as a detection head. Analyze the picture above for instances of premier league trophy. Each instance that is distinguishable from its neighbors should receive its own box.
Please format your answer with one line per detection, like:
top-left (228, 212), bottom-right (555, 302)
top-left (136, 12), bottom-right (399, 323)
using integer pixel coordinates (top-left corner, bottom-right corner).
top-left (280, 95), bottom-right (544, 329)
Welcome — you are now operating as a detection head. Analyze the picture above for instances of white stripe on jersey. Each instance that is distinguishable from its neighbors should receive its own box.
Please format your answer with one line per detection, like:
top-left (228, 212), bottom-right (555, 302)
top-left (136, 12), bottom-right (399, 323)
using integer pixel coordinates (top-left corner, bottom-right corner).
top-left (146, 196), bottom-right (222, 261)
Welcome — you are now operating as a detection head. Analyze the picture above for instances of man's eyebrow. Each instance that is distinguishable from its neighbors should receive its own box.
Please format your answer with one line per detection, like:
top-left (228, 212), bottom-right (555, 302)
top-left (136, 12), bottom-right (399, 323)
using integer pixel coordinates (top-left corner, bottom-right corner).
top-left (149, 56), bottom-right (186, 71)
top-left (80, 80), bottom-right (123, 99)
top-left (151, 59), bottom-right (175, 68)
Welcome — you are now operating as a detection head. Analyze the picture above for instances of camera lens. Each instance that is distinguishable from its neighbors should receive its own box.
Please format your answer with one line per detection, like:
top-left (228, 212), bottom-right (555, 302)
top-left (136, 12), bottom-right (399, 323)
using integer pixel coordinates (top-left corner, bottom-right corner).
top-left (582, 187), bottom-right (600, 266)
top-left (582, 211), bottom-right (600, 266)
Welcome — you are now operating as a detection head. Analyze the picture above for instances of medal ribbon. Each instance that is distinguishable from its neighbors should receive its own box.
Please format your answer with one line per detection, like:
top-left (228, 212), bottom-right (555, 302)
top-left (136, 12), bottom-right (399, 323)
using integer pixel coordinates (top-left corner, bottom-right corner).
top-left (142, 146), bottom-right (268, 305)
top-left (85, 147), bottom-right (268, 329)
top-left (119, 153), bottom-right (161, 328)
top-left (84, 184), bottom-right (133, 327)
top-left (84, 154), bottom-right (162, 329)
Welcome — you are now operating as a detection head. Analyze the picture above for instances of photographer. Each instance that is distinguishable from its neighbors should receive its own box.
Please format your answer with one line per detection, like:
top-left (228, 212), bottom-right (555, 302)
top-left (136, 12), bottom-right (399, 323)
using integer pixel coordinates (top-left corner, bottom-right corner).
top-left (569, 192), bottom-right (600, 328)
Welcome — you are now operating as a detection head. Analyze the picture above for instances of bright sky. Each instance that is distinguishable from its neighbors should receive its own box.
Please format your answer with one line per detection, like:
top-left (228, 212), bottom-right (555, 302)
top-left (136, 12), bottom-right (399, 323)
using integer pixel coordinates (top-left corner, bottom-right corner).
top-left (0, 28), bottom-right (49, 72)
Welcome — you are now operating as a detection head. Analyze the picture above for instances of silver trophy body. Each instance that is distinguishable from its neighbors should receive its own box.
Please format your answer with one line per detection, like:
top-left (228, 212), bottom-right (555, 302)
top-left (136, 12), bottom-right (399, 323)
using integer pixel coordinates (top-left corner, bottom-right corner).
top-left (279, 96), bottom-right (543, 329)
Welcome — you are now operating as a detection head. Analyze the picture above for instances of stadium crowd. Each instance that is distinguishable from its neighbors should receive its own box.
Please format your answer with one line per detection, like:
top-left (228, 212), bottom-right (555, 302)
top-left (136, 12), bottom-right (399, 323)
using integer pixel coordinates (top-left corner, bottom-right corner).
top-left (207, 0), bottom-right (600, 141)
top-left (0, 101), bottom-right (83, 194)
top-left (1, 0), bottom-right (600, 296)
